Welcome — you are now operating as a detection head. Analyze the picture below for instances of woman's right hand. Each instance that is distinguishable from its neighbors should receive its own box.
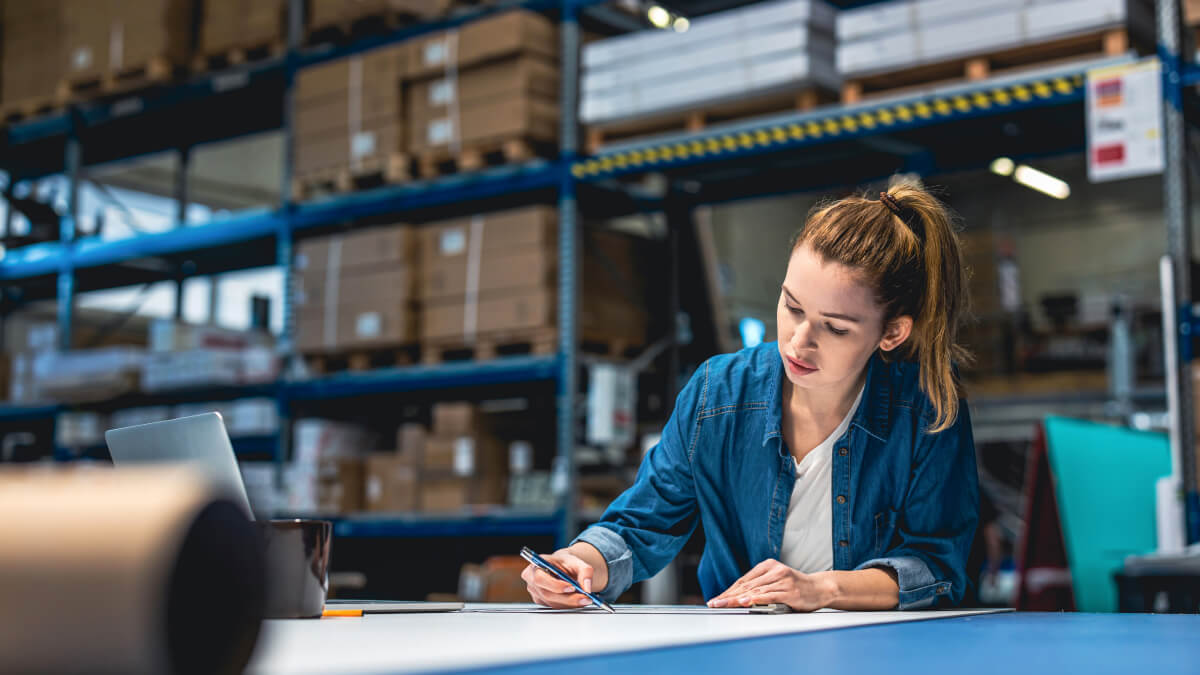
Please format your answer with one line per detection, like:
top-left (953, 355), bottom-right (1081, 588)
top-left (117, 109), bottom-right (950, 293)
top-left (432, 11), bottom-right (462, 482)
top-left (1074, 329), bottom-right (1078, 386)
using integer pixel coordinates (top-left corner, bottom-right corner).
top-left (521, 548), bottom-right (596, 608)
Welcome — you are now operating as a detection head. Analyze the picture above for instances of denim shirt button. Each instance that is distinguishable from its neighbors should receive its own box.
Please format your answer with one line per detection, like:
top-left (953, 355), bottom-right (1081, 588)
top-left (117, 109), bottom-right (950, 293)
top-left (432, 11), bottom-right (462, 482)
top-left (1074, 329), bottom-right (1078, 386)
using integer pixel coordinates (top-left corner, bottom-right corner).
top-left (838, 447), bottom-right (848, 456)
top-left (836, 495), bottom-right (846, 504)
top-left (838, 540), bottom-right (848, 547)
top-left (938, 585), bottom-right (949, 593)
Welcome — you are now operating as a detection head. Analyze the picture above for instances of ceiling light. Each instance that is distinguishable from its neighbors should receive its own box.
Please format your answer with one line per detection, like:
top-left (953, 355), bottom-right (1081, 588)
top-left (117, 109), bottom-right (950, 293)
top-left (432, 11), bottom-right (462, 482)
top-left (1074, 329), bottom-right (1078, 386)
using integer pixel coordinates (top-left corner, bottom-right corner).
top-left (1014, 164), bottom-right (1070, 200)
top-left (647, 5), bottom-right (670, 28)
top-left (672, 16), bottom-right (689, 31)
top-left (990, 157), bottom-right (1015, 176)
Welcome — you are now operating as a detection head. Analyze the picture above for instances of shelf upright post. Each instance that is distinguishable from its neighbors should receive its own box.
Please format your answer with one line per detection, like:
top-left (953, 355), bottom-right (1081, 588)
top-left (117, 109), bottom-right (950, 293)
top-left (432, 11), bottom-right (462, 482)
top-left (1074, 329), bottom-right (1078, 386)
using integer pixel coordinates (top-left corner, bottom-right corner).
top-left (1159, 0), bottom-right (1200, 543)
top-left (557, 0), bottom-right (581, 549)
top-left (274, 0), bottom-right (306, 480)
top-left (58, 113), bottom-right (81, 352)
top-left (174, 144), bottom-right (191, 320)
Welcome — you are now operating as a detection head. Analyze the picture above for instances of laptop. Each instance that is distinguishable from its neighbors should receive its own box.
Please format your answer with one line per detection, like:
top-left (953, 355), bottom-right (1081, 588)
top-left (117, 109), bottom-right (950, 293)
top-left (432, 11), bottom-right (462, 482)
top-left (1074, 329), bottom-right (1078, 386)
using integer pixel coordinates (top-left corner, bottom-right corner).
top-left (105, 412), bottom-right (255, 518)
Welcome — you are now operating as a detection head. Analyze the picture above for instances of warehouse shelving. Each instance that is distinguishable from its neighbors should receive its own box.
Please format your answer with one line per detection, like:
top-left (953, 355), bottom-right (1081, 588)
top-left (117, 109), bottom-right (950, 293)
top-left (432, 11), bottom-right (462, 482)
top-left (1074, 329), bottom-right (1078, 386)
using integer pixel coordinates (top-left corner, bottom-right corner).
top-left (326, 511), bottom-right (562, 539)
top-left (2, 0), bottom-right (1199, 551)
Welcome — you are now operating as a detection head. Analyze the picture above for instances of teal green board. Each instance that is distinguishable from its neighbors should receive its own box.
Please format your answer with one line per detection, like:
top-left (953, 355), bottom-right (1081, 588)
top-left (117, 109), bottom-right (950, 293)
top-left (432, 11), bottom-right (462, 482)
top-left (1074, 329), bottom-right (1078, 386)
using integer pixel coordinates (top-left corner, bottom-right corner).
top-left (1043, 416), bottom-right (1172, 613)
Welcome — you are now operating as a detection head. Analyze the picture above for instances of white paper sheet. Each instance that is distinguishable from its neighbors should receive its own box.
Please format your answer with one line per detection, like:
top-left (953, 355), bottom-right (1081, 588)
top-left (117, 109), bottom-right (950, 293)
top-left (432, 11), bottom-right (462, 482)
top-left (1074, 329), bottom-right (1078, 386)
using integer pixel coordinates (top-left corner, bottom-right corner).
top-left (248, 605), bottom-right (1009, 675)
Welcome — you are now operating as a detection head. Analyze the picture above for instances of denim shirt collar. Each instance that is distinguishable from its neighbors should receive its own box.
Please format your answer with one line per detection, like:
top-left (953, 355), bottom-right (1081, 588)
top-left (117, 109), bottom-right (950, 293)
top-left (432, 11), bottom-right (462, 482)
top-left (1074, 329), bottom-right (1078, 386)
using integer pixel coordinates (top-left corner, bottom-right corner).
top-left (762, 349), bottom-right (892, 451)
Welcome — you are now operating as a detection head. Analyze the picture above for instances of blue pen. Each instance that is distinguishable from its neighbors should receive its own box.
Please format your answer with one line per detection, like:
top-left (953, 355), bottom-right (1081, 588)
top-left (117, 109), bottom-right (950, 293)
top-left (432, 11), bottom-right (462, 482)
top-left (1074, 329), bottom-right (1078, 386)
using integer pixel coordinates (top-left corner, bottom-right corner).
top-left (520, 546), bottom-right (616, 613)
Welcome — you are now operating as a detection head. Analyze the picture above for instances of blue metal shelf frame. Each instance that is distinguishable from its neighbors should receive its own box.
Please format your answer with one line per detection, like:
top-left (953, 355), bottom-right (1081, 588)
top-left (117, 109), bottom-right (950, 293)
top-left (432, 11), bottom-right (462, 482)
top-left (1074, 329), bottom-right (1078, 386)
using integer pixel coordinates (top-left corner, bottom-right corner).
top-left (327, 511), bottom-right (562, 539)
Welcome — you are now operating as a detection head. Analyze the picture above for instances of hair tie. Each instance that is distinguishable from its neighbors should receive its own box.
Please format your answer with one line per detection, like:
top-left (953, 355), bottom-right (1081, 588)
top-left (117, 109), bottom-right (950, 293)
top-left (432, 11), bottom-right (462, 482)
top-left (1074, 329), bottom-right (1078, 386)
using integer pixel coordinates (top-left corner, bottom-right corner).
top-left (880, 191), bottom-right (902, 216)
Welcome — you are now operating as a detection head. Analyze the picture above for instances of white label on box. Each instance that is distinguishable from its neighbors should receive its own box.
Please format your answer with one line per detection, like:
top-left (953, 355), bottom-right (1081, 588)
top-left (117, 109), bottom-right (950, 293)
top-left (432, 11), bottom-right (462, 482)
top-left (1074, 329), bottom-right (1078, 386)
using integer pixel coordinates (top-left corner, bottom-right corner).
top-left (351, 131), bottom-right (376, 159)
top-left (355, 312), bottom-right (382, 338)
top-left (431, 79), bottom-right (455, 106)
top-left (510, 441), bottom-right (533, 475)
top-left (428, 118), bottom-right (454, 146)
top-left (439, 227), bottom-right (467, 256)
top-left (423, 40), bottom-right (448, 66)
top-left (1086, 59), bottom-right (1164, 183)
top-left (366, 476), bottom-right (382, 503)
top-left (453, 437), bottom-right (474, 476)
top-left (72, 47), bottom-right (93, 71)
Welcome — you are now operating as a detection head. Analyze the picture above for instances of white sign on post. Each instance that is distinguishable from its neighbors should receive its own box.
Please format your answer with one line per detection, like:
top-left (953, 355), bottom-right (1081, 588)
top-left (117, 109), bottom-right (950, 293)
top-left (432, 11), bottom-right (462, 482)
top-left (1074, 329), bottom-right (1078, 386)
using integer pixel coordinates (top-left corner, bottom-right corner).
top-left (1086, 58), bottom-right (1164, 183)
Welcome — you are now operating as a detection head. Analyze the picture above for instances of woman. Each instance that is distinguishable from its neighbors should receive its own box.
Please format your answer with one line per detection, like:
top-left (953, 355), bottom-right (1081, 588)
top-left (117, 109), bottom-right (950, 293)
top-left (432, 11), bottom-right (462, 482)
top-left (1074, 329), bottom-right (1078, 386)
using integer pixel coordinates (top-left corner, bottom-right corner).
top-left (523, 179), bottom-right (979, 611)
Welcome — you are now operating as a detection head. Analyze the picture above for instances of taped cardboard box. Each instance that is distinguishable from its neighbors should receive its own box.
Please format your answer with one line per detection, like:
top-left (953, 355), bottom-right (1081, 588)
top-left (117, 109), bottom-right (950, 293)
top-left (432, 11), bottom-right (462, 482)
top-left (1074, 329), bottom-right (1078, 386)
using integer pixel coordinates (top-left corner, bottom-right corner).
top-left (408, 56), bottom-right (560, 126)
top-left (294, 265), bottom-right (417, 309)
top-left (296, 45), bottom-right (406, 102)
top-left (364, 454), bottom-right (419, 512)
top-left (294, 123), bottom-right (405, 176)
top-left (423, 435), bottom-right (507, 477)
top-left (61, 0), bottom-right (194, 82)
top-left (421, 287), bottom-right (648, 342)
top-left (1, 1), bottom-right (65, 102)
top-left (396, 423), bottom-right (428, 459)
top-left (309, 0), bottom-right (442, 30)
top-left (198, 0), bottom-right (284, 55)
top-left (406, 10), bottom-right (558, 80)
top-left (432, 401), bottom-right (486, 436)
top-left (318, 457), bottom-right (365, 514)
top-left (295, 303), bottom-right (419, 352)
top-left (417, 206), bottom-right (557, 262)
top-left (420, 474), bottom-right (507, 511)
top-left (408, 96), bottom-right (558, 154)
top-left (295, 225), bottom-right (416, 272)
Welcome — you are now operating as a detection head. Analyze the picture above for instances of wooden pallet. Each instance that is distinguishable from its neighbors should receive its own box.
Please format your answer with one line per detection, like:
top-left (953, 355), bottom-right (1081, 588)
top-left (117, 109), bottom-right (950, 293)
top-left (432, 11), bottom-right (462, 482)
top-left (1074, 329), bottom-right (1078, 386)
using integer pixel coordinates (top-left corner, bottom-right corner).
top-left (192, 40), bottom-right (284, 73)
top-left (841, 28), bottom-right (1130, 104)
top-left (306, 8), bottom-right (430, 45)
top-left (56, 56), bottom-right (181, 101)
top-left (421, 328), bottom-right (640, 365)
top-left (0, 94), bottom-right (66, 126)
top-left (585, 88), bottom-right (833, 154)
top-left (301, 343), bottom-right (421, 375)
top-left (292, 153), bottom-right (412, 200)
top-left (414, 136), bottom-right (554, 179)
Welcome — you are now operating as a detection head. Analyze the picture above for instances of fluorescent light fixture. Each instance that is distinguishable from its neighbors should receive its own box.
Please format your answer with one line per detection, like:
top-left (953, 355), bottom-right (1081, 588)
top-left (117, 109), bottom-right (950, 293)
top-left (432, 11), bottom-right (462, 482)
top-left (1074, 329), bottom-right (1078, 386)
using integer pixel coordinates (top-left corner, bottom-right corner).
top-left (1013, 164), bottom-right (1070, 200)
top-left (990, 157), bottom-right (1015, 176)
top-left (672, 16), bottom-right (689, 31)
top-left (647, 5), bottom-right (670, 28)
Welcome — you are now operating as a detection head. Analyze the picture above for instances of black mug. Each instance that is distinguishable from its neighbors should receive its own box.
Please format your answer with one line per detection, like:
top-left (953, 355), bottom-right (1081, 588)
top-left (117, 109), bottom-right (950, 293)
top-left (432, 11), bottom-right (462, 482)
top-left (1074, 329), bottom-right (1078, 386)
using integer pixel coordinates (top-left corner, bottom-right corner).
top-left (258, 519), bottom-right (333, 619)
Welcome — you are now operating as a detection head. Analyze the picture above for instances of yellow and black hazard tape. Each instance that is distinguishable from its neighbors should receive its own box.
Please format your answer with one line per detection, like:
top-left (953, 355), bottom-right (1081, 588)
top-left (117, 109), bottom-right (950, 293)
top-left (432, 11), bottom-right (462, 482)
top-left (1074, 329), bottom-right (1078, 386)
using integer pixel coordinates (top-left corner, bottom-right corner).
top-left (572, 73), bottom-right (1083, 179)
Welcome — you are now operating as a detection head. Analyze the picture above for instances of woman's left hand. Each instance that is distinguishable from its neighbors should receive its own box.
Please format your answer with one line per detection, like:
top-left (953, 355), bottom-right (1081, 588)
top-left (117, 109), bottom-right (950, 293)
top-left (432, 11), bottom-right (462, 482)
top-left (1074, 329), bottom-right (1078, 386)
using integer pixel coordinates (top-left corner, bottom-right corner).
top-left (706, 559), bottom-right (837, 612)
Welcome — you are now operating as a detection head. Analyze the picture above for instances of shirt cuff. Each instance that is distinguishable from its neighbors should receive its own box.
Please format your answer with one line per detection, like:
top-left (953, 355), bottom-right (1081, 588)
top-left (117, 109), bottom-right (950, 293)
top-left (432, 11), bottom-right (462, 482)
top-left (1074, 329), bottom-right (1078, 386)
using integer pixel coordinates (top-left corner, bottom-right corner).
top-left (572, 525), bottom-right (633, 604)
top-left (855, 555), bottom-right (952, 610)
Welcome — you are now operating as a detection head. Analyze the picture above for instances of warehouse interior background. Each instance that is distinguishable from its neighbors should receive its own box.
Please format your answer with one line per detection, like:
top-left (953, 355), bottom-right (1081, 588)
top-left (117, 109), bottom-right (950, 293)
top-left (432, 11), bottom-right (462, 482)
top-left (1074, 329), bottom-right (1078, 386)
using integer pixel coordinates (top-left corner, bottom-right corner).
top-left (2, 0), bottom-right (1200, 617)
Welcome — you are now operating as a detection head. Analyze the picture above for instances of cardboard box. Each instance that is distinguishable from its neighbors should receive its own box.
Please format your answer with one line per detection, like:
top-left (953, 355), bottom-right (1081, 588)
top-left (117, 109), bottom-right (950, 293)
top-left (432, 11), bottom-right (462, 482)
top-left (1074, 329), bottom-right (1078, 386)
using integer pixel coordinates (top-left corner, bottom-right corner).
top-left (364, 454), bottom-right (419, 512)
top-left (397, 423), bottom-right (428, 458)
top-left (420, 477), bottom-right (471, 512)
top-left (295, 302), bottom-right (418, 352)
top-left (406, 10), bottom-right (558, 79)
top-left (295, 225), bottom-right (416, 272)
top-left (423, 435), bottom-right (508, 476)
top-left (61, 0), bottom-right (194, 81)
top-left (418, 207), bottom-right (557, 262)
top-left (318, 457), bottom-right (365, 514)
top-left (422, 288), bottom-right (648, 342)
top-left (422, 247), bottom-right (555, 301)
top-left (198, 0), bottom-right (284, 55)
top-left (408, 96), bottom-right (558, 153)
top-left (309, 0), bottom-right (442, 29)
top-left (432, 402), bottom-right (482, 436)
top-left (408, 56), bottom-right (559, 124)
top-left (295, 265), bottom-right (417, 309)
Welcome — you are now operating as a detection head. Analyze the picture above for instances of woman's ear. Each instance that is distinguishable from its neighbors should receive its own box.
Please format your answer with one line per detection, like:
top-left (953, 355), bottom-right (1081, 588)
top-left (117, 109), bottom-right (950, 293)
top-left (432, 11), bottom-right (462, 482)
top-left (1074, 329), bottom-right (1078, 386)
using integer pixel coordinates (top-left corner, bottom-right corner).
top-left (879, 316), bottom-right (913, 352)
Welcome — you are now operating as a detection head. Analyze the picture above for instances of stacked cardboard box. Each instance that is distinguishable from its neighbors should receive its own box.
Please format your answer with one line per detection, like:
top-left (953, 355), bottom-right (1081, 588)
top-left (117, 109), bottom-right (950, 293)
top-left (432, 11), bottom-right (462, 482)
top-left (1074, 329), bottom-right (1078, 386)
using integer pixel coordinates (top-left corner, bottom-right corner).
top-left (197, 0), bottom-right (285, 57)
top-left (420, 402), bottom-right (508, 511)
top-left (294, 44), bottom-right (406, 177)
top-left (294, 224), bottom-right (419, 352)
top-left (836, 0), bottom-right (1151, 78)
top-left (60, 0), bottom-right (194, 85)
top-left (581, 0), bottom-right (837, 124)
top-left (363, 423), bottom-right (426, 511)
top-left (288, 419), bottom-right (376, 514)
top-left (308, 0), bottom-right (442, 32)
top-left (405, 10), bottom-right (559, 158)
top-left (419, 206), bottom-right (649, 347)
top-left (1, 1), bottom-right (65, 104)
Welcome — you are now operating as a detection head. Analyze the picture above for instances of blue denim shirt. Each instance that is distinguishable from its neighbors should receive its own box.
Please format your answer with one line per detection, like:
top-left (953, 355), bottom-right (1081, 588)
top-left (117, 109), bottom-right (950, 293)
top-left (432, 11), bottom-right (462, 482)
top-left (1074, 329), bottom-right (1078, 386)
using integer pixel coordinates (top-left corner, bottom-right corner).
top-left (574, 342), bottom-right (979, 610)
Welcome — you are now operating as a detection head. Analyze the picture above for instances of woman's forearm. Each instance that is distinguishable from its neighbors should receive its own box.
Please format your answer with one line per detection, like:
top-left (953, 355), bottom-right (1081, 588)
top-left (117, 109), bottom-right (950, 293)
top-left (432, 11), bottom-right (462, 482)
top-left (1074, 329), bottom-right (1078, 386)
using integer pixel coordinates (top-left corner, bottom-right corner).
top-left (816, 567), bottom-right (900, 610)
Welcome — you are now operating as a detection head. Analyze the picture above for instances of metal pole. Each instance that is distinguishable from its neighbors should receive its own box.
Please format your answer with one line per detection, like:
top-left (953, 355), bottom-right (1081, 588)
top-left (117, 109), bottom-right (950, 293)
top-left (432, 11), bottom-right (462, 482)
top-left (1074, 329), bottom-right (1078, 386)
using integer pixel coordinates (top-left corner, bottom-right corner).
top-left (557, 0), bottom-right (581, 548)
top-left (1159, 0), bottom-right (1199, 543)
top-left (58, 118), bottom-right (81, 351)
top-left (174, 144), bottom-right (191, 321)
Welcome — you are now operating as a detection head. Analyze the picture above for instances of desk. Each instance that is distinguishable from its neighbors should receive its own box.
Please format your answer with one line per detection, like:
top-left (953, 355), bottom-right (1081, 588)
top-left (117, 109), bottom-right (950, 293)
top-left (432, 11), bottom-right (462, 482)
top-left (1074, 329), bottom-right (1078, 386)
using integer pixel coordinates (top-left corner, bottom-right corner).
top-left (247, 605), bottom-right (1200, 675)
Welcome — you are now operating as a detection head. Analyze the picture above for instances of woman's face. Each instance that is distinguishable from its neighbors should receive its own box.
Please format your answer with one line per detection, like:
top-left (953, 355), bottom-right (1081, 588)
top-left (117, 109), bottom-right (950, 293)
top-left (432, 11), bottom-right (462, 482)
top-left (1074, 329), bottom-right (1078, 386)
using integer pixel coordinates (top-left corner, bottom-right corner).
top-left (776, 244), bottom-right (905, 392)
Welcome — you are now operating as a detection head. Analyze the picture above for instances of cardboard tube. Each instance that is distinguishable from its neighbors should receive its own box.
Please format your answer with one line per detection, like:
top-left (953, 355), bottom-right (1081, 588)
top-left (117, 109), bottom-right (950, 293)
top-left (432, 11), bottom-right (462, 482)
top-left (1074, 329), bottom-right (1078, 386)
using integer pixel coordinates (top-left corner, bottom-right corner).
top-left (0, 466), bottom-right (265, 674)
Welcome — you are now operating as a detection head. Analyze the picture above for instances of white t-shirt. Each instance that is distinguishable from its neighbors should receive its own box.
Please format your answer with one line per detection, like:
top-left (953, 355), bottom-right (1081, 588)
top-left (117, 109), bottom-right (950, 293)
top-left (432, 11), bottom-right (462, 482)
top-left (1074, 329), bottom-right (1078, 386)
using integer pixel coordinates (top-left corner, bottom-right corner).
top-left (779, 385), bottom-right (864, 574)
